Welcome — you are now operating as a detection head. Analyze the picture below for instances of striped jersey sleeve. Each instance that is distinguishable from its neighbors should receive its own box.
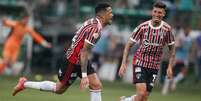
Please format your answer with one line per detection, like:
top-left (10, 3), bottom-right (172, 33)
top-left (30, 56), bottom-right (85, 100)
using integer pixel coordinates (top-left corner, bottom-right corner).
top-left (166, 28), bottom-right (175, 45)
top-left (130, 25), bottom-right (143, 42)
top-left (85, 25), bottom-right (100, 46)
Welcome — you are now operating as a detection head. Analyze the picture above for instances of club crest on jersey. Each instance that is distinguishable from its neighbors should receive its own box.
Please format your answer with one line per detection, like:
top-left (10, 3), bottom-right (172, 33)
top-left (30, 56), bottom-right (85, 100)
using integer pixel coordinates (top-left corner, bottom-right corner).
top-left (93, 33), bottom-right (99, 39)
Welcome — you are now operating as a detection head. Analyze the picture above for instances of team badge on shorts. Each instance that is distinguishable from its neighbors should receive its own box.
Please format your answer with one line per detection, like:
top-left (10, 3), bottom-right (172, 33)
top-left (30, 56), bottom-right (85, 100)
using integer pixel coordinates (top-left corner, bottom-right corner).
top-left (135, 67), bottom-right (142, 79)
top-left (136, 73), bottom-right (141, 79)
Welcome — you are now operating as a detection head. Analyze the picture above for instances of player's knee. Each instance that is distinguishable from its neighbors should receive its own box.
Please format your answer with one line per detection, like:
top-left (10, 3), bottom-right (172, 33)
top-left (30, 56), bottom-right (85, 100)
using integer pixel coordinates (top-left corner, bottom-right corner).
top-left (55, 87), bottom-right (68, 95)
top-left (54, 83), bottom-right (69, 94)
top-left (137, 91), bottom-right (148, 100)
top-left (89, 82), bottom-right (102, 90)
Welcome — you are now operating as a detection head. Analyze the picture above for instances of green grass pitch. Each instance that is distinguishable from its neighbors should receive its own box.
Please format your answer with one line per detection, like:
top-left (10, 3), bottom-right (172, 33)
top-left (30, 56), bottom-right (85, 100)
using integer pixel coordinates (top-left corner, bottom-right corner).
top-left (0, 76), bottom-right (201, 101)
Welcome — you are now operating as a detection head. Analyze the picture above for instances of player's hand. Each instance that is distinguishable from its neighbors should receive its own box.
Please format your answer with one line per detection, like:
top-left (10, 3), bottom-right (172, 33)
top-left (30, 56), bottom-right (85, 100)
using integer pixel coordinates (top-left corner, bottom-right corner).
top-left (41, 41), bottom-right (52, 48)
top-left (80, 77), bottom-right (89, 91)
top-left (166, 66), bottom-right (173, 79)
top-left (45, 42), bottom-right (52, 48)
top-left (118, 63), bottom-right (127, 78)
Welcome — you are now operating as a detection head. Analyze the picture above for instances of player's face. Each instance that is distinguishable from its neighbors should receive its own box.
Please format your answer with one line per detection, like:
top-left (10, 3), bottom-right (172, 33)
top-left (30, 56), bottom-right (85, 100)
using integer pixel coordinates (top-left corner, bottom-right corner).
top-left (21, 17), bottom-right (29, 25)
top-left (151, 7), bottom-right (165, 23)
top-left (104, 7), bottom-right (113, 25)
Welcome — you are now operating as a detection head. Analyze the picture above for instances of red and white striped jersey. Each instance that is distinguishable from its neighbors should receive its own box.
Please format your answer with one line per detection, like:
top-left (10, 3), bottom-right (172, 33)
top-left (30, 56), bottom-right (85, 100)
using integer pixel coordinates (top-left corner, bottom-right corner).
top-left (130, 20), bottom-right (175, 69)
top-left (66, 18), bottom-right (102, 64)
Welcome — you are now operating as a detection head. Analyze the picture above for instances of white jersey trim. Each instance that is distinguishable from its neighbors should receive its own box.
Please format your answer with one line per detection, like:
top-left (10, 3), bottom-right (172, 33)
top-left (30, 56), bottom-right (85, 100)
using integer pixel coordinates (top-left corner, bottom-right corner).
top-left (149, 20), bottom-right (164, 29)
top-left (168, 41), bottom-right (175, 45)
top-left (130, 37), bottom-right (137, 42)
top-left (85, 39), bottom-right (94, 46)
top-left (130, 37), bottom-right (137, 43)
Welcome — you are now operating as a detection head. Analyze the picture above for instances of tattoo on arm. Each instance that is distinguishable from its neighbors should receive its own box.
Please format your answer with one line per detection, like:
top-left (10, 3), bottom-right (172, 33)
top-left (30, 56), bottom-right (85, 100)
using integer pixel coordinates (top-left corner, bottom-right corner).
top-left (168, 44), bottom-right (175, 67)
top-left (80, 42), bottom-right (92, 73)
top-left (122, 39), bottom-right (135, 65)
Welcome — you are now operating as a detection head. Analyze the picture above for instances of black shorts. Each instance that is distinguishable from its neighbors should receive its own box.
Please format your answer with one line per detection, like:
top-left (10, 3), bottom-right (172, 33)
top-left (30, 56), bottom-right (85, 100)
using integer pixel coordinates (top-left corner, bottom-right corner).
top-left (173, 62), bottom-right (185, 76)
top-left (133, 65), bottom-right (158, 92)
top-left (57, 57), bottom-right (95, 86)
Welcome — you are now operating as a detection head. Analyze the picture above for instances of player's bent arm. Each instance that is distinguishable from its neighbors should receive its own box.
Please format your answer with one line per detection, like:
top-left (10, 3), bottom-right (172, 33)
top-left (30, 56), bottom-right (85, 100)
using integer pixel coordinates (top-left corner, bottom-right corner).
top-left (27, 27), bottom-right (52, 48)
top-left (80, 41), bottom-right (93, 76)
top-left (27, 27), bottom-right (46, 44)
top-left (121, 39), bottom-right (135, 65)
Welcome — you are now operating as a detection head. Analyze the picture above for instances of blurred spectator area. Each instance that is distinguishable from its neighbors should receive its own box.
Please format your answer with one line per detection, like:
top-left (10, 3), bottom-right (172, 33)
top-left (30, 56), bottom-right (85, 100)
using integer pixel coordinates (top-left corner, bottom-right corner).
top-left (1, 0), bottom-right (201, 32)
top-left (0, 0), bottom-right (201, 74)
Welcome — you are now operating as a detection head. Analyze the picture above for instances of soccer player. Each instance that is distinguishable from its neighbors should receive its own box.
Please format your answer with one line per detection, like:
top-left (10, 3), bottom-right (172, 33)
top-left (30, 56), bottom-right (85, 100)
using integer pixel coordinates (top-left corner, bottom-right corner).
top-left (0, 15), bottom-right (51, 74)
top-left (12, 3), bottom-right (113, 101)
top-left (118, 1), bottom-right (175, 101)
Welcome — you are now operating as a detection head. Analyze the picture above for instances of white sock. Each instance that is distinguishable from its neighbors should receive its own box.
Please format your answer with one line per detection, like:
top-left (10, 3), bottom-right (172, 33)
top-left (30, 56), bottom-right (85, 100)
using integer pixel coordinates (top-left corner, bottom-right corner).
top-left (24, 81), bottom-right (56, 92)
top-left (121, 95), bottom-right (136, 101)
top-left (90, 89), bottom-right (102, 101)
top-left (127, 95), bottom-right (136, 101)
top-left (162, 78), bottom-right (171, 95)
top-left (131, 95), bottom-right (136, 101)
top-left (173, 73), bottom-right (184, 84)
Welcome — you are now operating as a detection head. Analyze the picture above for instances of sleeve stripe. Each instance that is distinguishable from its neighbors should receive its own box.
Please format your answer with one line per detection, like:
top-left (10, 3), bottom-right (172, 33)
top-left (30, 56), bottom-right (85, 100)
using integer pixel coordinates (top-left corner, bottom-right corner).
top-left (130, 37), bottom-right (137, 42)
top-left (82, 25), bottom-right (95, 39)
top-left (88, 26), bottom-right (98, 41)
top-left (168, 41), bottom-right (175, 45)
top-left (131, 26), bottom-right (143, 41)
top-left (85, 39), bottom-right (94, 46)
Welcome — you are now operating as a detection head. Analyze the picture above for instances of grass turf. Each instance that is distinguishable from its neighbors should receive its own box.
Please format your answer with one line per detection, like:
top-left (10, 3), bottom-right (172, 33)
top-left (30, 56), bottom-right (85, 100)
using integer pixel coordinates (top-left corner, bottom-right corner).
top-left (0, 76), bottom-right (201, 101)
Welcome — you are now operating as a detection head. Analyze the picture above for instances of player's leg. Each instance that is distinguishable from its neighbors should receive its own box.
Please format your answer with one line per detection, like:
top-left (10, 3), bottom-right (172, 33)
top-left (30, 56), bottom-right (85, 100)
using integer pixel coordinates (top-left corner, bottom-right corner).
top-left (161, 76), bottom-right (171, 95)
top-left (135, 69), bottom-right (158, 101)
top-left (135, 83), bottom-right (148, 101)
top-left (88, 73), bottom-right (102, 101)
top-left (144, 69), bottom-right (158, 101)
top-left (12, 58), bottom-right (78, 96)
top-left (162, 62), bottom-right (180, 95)
top-left (171, 62), bottom-right (187, 91)
top-left (12, 77), bottom-right (57, 95)
top-left (0, 60), bottom-right (7, 74)
top-left (120, 66), bottom-right (147, 101)
top-left (0, 46), bottom-right (13, 74)
top-left (85, 61), bottom-right (102, 101)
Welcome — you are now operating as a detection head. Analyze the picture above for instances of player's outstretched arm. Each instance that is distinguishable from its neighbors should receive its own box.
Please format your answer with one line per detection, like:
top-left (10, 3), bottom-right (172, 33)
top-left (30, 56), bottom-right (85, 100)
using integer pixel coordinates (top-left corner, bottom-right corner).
top-left (119, 39), bottom-right (135, 78)
top-left (41, 41), bottom-right (52, 48)
top-left (2, 18), bottom-right (16, 27)
top-left (167, 44), bottom-right (175, 79)
top-left (80, 42), bottom-right (92, 91)
top-left (28, 27), bottom-right (52, 48)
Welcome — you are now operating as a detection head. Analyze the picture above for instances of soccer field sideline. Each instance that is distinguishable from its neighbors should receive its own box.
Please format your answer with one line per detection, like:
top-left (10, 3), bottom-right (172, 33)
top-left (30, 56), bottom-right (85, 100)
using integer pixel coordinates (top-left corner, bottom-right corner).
top-left (0, 76), bottom-right (201, 101)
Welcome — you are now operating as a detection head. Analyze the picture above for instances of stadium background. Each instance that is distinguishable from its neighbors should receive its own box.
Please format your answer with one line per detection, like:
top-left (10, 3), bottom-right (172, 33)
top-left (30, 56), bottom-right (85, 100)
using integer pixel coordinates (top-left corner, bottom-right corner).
top-left (0, 0), bottom-right (201, 101)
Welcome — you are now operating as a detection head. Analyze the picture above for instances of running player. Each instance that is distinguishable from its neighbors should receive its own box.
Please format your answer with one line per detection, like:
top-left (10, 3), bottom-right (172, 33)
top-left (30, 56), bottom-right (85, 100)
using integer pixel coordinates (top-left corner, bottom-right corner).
top-left (0, 15), bottom-right (51, 74)
top-left (12, 3), bottom-right (113, 101)
top-left (118, 1), bottom-right (175, 101)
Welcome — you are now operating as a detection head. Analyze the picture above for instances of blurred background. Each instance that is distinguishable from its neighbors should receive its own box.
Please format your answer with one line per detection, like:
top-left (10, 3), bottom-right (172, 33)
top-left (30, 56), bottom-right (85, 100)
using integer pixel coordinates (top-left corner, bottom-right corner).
top-left (0, 0), bottom-right (201, 101)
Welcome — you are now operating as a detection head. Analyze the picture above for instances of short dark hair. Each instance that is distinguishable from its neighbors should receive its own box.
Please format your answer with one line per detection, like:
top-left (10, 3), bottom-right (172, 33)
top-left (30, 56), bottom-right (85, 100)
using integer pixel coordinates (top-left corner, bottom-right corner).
top-left (153, 1), bottom-right (166, 10)
top-left (95, 3), bottom-right (111, 14)
top-left (20, 11), bottom-right (29, 18)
